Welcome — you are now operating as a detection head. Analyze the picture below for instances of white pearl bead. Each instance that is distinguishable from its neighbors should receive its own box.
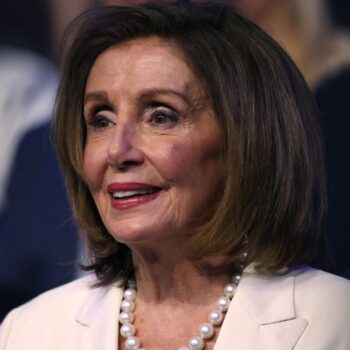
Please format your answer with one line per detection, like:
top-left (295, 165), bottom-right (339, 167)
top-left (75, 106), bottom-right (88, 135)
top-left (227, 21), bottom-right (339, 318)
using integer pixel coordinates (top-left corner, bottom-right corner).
top-left (120, 323), bottom-right (135, 338)
top-left (121, 299), bottom-right (136, 312)
top-left (119, 310), bottom-right (134, 324)
top-left (241, 252), bottom-right (248, 260)
top-left (199, 323), bottom-right (214, 339)
top-left (125, 336), bottom-right (141, 350)
top-left (124, 288), bottom-right (137, 301)
top-left (188, 336), bottom-right (204, 350)
top-left (224, 283), bottom-right (237, 298)
top-left (119, 275), bottom-right (245, 350)
top-left (217, 296), bottom-right (230, 311)
top-left (232, 273), bottom-right (241, 285)
top-left (208, 309), bottom-right (223, 326)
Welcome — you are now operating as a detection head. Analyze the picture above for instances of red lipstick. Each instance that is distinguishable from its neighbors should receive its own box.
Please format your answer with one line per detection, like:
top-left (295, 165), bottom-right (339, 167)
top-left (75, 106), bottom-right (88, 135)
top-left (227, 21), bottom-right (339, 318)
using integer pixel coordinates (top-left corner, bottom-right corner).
top-left (107, 182), bottom-right (161, 210)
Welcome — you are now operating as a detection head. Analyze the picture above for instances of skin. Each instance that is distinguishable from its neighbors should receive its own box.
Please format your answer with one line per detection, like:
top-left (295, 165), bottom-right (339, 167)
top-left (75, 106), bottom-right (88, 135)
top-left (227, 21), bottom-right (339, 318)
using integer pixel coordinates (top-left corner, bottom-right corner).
top-left (83, 36), bottom-right (231, 349)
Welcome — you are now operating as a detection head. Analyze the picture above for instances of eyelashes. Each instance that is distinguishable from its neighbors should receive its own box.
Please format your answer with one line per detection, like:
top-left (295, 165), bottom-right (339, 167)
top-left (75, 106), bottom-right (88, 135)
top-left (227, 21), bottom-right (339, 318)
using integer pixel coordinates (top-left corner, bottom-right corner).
top-left (85, 104), bottom-right (181, 131)
top-left (149, 109), bottom-right (180, 126)
top-left (87, 114), bottom-right (112, 129)
top-left (85, 104), bottom-right (114, 130)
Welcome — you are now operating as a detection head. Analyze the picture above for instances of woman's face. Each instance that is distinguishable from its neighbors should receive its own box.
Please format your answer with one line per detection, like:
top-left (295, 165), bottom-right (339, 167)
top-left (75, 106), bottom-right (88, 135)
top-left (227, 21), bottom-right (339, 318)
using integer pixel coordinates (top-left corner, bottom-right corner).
top-left (83, 36), bottom-right (223, 246)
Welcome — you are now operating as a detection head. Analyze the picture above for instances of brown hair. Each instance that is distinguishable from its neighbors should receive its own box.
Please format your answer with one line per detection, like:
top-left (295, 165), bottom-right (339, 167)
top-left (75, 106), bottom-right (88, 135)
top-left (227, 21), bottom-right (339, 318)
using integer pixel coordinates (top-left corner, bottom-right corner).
top-left (55, 2), bottom-right (327, 285)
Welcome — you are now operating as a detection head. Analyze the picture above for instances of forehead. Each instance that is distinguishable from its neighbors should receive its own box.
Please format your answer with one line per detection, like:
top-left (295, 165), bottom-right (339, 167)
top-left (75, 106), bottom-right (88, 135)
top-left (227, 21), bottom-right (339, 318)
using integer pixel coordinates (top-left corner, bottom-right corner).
top-left (85, 36), bottom-right (204, 99)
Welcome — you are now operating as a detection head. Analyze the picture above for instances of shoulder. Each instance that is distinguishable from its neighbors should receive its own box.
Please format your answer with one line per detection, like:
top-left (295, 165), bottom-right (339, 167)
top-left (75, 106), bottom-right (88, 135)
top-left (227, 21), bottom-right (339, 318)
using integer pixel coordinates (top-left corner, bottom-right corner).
top-left (0, 275), bottom-right (93, 323)
top-left (17, 274), bottom-right (97, 313)
top-left (293, 266), bottom-right (350, 300)
top-left (242, 265), bottom-right (350, 310)
top-left (239, 266), bottom-right (350, 348)
top-left (0, 275), bottom-right (117, 349)
top-left (290, 267), bottom-right (350, 348)
top-left (292, 266), bottom-right (350, 314)
top-left (242, 265), bottom-right (350, 322)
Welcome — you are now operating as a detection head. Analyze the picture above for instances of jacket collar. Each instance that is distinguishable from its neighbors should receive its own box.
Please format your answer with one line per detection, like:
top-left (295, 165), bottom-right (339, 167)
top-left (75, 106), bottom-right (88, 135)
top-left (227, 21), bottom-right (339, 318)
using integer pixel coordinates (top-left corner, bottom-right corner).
top-left (68, 268), bottom-right (308, 350)
top-left (59, 276), bottom-right (123, 350)
top-left (238, 264), bottom-right (296, 324)
top-left (75, 279), bottom-right (123, 327)
top-left (215, 265), bottom-right (308, 349)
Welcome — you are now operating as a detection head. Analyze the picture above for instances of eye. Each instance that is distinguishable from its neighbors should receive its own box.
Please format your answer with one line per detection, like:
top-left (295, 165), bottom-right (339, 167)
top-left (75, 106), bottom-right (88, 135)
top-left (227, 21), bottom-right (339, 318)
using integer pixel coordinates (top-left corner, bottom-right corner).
top-left (88, 114), bottom-right (112, 129)
top-left (85, 104), bottom-right (115, 130)
top-left (150, 109), bottom-right (179, 126)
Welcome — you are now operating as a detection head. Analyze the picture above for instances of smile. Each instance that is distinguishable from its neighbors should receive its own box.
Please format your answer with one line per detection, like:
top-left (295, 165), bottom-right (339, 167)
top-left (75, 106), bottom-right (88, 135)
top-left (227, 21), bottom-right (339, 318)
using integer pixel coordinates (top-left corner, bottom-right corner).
top-left (107, 183), bottom-right (162, 210)
top-left (112, 188), bottom-right (157, 199)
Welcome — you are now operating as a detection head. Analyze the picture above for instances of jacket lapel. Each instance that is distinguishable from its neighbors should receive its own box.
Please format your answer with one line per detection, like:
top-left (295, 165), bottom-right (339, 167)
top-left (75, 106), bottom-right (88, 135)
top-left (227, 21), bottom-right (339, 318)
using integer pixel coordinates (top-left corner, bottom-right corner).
top-left (215, 267), bottom-right (307, 350)
top-left (59, 281), bottom-right (123, 350)
top-left (57, 268), bottom-right (307, 350)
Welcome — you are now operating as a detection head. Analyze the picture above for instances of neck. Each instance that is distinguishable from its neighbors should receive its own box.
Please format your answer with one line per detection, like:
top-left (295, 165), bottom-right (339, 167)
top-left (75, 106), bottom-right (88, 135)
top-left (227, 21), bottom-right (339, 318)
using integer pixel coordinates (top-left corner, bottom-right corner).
top-left (129, 240), bottom-right (232, 305)
top-left (119, 242), bottom-right (242, 350)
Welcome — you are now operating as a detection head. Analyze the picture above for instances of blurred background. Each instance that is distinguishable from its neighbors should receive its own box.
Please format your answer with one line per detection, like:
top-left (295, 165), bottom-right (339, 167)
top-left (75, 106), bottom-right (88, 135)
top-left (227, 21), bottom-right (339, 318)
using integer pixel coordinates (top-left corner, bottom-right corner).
top-left (0, 0), bottom-right (349, 321)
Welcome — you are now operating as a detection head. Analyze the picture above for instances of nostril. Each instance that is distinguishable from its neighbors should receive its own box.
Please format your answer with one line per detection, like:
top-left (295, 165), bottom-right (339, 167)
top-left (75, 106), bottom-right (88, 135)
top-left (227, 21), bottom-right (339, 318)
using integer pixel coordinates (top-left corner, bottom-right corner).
top-left (107, 136), bottom-right (144, 169)
top-left (123, 160), bottom-right (138, 167)
top-left (117, 159), bottom-right (142, 171)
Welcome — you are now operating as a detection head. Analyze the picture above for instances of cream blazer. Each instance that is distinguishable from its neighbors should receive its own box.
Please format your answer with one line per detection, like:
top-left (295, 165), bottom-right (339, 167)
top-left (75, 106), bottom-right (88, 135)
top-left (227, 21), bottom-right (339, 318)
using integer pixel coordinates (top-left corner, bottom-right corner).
top-left (1, 266), bottom-right (349, 349)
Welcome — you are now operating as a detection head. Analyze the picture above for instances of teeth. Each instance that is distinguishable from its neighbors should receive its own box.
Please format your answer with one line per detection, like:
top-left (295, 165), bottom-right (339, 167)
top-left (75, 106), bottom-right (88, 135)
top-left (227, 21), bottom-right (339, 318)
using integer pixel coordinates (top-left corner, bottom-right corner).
top-left (112, 189), bottom-right (155, 199)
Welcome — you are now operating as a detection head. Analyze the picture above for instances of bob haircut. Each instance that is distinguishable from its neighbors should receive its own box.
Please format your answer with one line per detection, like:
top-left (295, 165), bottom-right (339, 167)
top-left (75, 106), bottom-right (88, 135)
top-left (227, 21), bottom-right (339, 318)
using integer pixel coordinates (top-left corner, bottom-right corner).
top-left (55, 1), bottom-right (327, 285)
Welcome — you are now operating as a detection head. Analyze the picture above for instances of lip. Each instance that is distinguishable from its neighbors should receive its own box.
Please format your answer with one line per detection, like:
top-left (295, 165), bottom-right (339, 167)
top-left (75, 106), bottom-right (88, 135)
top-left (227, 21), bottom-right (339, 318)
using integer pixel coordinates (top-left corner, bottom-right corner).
top-left (107, 182), bottom-right (161, 210)
top-left (107, 182), bottom-right (159, 192)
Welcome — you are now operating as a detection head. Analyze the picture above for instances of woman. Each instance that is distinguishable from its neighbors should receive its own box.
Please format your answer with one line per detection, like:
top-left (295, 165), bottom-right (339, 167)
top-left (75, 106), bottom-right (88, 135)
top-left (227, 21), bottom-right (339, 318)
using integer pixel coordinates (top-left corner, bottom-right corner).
top-left (1, 2), bottom-right (349, 349)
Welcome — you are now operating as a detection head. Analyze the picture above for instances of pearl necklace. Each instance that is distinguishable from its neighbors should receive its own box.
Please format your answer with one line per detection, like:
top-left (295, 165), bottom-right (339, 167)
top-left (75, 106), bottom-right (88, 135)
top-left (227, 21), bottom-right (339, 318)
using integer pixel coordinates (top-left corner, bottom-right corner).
top-left (118, 268), bottom-right (243, 350)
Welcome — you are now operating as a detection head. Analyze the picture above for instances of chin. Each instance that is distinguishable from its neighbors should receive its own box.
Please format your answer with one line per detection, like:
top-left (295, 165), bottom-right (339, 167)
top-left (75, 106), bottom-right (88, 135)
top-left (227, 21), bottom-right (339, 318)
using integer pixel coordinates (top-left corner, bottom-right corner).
top-left (106, 222), bottom-right (174, 246)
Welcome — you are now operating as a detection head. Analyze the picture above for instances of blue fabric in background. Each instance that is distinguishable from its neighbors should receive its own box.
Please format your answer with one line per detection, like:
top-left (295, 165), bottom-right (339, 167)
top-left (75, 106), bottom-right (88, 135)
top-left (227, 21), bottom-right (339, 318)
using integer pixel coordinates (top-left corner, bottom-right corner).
top-left (315, 68), bottom-right (350, 279)
top-left (0, 122), bottom-right (79, 321)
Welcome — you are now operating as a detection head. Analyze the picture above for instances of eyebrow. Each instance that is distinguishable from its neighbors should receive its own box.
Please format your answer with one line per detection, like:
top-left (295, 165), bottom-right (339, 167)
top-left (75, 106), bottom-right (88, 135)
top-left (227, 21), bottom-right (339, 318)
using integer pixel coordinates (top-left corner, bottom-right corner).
top-left (84, 91), bottom-right (109, 104)
top-left (138, 88), bottom-right (190, 104)
top-left (84, 88), bottom-right (190, 105)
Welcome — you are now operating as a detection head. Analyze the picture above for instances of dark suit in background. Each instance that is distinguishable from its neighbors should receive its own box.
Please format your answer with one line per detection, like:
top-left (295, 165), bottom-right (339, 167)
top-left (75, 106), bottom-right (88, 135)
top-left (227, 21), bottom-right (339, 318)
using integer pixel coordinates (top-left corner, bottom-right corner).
top-left (0, 123), bottom-right (78, 321)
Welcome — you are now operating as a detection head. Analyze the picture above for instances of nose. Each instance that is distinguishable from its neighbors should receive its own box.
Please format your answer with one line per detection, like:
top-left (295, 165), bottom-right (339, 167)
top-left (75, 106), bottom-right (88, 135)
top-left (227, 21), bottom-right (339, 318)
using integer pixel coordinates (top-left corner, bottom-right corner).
top-left (107, 122), bottom-right (144, 171)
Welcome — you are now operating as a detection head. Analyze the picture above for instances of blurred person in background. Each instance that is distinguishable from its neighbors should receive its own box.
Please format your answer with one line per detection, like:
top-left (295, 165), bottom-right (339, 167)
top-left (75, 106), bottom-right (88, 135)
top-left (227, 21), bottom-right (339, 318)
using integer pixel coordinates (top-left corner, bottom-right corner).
top-left (231, 0), bottom-right (350, 278)
top-left (230, 0), bottom-right (350, 87)
top-left (0, 48), bottom-right (57, 212)
top-left (0, 1), bottom-right (79, 321)
top-left (48, 0), bottom-right (152, 62)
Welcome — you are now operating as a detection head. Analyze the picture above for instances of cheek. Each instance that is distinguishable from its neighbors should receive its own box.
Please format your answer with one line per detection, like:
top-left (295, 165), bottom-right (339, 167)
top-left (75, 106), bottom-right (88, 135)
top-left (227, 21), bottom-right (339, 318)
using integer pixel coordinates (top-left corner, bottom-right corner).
top-left (151, 135), bottom-right (222, 186)
top-left (83, 143), bottom-right (107, 191)
top-left (147, 141), bottom-right (189, 184)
